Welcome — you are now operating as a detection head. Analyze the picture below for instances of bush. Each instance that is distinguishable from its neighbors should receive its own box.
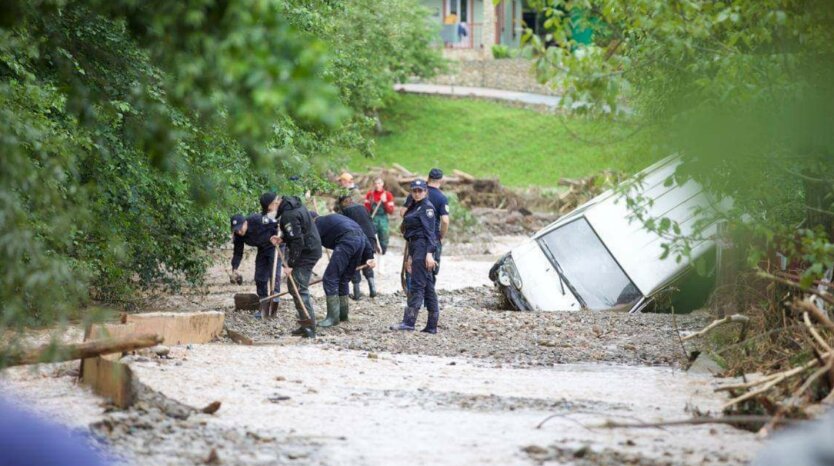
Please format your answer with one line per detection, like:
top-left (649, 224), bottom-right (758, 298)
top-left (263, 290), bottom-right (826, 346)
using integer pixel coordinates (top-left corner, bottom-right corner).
top-left (491, 44), bottom-right (511, 59)
top-left (0, 0), bottom-right (441, 340)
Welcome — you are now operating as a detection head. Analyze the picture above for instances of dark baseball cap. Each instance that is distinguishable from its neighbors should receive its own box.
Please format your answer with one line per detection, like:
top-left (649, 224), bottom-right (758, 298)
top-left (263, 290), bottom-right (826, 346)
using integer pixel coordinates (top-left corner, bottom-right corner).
top-left (428, 168), bottom-right (443, 180)
top-left (230, 214), bottom-right (245, 231)
top-left (410, 179), bottom-right (427, 190)
top-left (259, 192), bottom-right (278, 212)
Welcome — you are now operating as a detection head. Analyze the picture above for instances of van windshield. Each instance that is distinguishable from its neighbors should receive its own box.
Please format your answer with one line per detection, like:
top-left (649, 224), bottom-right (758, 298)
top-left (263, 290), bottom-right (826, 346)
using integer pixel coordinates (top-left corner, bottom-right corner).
top-left (537, 218), bottom-right (641, 310)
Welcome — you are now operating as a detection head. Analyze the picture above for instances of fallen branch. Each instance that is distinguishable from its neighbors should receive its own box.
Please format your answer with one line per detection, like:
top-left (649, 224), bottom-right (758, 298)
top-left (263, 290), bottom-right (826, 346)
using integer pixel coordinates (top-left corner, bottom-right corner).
top-left (4, 333), bottom-right (162, 367)
top-left (794, 300), bottom-right (834, 333)
top-left (802, 312), bottom-right (832, 353)
top-left (682, 314), bottom-right (750, 342)
top-left (759, 270), bottom-right (834, 306)
top-left (721, 353), bottom-right (830, 410)
top-left (598, 415), bottom-right (796, 429)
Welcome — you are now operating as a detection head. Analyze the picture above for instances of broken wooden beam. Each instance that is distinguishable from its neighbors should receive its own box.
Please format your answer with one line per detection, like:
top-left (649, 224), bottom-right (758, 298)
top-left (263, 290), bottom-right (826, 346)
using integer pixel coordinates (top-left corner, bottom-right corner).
top-left (123, 311), bottom-right (225, 345)
top-left (453, 169), bottom-right (476, 182)
top-left (4, 333), bottom-right (162, 367)
top-left (81, 355), bottom-right (135, 408)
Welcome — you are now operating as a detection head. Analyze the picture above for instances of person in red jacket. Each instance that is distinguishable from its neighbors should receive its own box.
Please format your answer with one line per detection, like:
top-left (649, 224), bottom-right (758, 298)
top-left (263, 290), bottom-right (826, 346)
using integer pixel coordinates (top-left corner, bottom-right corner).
top-left (365, 177), bottom-right (395, 254)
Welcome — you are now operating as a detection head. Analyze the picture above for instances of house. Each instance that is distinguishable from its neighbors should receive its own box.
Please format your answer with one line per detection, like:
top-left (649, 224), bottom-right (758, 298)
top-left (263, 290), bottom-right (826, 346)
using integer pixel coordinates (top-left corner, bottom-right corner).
top-left (421, 0), bottom-right (524, 51)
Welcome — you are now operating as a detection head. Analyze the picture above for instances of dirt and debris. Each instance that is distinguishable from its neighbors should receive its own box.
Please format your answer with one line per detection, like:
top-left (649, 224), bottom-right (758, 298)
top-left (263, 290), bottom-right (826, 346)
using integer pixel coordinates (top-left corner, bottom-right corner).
top-left (349, 165), bottom-right (621, 214)
top-left (222, 287), bottom-right (709, 368)
top-left (0, 222), bottom-right (764, 465)
top-left (89, 380), bottom-right (327, 466)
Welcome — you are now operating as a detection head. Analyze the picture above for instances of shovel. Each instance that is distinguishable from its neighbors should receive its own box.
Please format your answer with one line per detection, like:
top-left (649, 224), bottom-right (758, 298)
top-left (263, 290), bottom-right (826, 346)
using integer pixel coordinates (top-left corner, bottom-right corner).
top-left (400, 242), bottom-right (409, 296)
top-left (259, 265), bottom-right (370, 303)
top-left (275, 247), bottom-right (315, 329)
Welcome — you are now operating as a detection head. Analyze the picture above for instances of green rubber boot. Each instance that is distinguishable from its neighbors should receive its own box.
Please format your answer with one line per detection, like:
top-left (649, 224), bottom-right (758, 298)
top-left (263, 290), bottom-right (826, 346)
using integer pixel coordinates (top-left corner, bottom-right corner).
top-left (317, 296), bottom-right (341, 328)
top-left (339, 295), bottom-right (350, 322)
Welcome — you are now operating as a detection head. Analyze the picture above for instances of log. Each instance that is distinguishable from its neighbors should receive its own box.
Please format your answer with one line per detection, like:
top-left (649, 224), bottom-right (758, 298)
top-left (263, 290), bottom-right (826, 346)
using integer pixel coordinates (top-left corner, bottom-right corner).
top-left (392, 163), bottom-right (414, 176)
top-left (453, 169), bottom-right (476, 182)
top-left (5, 333), bottom-right (162, 367)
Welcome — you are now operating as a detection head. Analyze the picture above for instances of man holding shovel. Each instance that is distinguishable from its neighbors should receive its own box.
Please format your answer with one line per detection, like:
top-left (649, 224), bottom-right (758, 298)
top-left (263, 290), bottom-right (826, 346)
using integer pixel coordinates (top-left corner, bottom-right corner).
top-left (270, 195), bottom-right (322, 338)
top-left (313, 214), bottom-right (376, 327)
top-left (230, 192), bottom-right (282, 318)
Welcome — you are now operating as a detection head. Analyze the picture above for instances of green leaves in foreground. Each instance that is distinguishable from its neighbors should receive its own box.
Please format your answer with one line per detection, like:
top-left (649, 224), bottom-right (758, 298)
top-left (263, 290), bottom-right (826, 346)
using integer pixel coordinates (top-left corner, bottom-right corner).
top-left (528, 0), bottom-right (834, 281)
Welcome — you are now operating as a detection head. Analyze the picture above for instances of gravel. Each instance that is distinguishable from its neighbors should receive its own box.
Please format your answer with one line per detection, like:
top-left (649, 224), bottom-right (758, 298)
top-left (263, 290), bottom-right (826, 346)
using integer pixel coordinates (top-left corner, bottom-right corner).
top-left (223, 286), bottom-right (708, 369)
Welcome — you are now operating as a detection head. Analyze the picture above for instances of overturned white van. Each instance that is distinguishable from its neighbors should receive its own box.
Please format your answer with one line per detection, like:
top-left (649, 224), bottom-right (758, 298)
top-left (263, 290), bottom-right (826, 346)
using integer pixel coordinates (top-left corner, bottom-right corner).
top-left (489, 156), bottom-right (721, 313)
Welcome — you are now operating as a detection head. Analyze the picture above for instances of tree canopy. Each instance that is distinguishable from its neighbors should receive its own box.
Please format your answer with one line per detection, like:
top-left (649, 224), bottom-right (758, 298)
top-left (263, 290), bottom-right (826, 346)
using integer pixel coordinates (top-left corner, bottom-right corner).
top-left (0, 0), bottom-right (441, 338)
top-left (527, 0), bottom-right (834, 282)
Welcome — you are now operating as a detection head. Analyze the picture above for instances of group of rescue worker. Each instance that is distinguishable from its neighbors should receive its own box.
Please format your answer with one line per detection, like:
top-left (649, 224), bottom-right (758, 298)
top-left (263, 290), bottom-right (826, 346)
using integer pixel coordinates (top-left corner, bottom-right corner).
top-left (229, 168), bottom-right (450, 338)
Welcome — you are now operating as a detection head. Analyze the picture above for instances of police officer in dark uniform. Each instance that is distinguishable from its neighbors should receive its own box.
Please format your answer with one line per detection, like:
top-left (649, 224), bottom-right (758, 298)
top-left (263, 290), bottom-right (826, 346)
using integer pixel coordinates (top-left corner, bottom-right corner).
top-left (403, 168), bottom-right (449, 281)
top-left (314, 214), bottom-right (376, 327)
top-left (270, 195), bottom-right (322, 338)
top-left (230, 193), bottom-right (282, 318)
top-left (390, 180), bottom-right (440, 333)
top-left (335, 194), bottom-right (379, 300)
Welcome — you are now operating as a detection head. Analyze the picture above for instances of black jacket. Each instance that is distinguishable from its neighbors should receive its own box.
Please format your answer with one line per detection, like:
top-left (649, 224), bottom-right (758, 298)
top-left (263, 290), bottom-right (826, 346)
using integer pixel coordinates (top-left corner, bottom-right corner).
top-left (277, 196), bottom-right (322, 268)
top-left (231, 213), bottom-right (278, 270)
top-left (315, 214), bottom-right (374, 263)
top-left (339, 204), bottom-right (377, 246)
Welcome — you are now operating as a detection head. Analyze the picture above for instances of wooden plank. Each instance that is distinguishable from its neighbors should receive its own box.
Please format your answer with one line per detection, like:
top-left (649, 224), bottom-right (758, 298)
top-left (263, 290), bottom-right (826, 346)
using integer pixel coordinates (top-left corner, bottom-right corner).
top-left (125, 312), bottom-right (224, 345)
top-left (392, 163), bottom-right (414, 176)
top-left (80, 356), bottom-right (134, 408)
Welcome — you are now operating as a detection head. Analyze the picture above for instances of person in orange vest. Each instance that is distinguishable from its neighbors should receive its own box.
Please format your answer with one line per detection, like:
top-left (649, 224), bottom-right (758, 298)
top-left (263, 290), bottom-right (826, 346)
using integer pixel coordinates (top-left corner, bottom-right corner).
top-left (364, 177), bottom-right (396, 255)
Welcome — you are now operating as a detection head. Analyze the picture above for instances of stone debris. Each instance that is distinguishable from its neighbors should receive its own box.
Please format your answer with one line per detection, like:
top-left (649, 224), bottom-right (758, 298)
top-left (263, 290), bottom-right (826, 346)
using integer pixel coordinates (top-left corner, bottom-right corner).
top-left (223, 287), bottom-right (708, 369)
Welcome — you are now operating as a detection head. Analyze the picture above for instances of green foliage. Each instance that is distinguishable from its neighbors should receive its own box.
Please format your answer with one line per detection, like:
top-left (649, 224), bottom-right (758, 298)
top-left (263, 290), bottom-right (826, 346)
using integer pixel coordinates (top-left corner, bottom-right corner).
top-left (351, 94), bottom-right (658, 186)
top-left (445, 193), bottom-right (479, 242)
top-left (527, 0), bottom-right (834, 282)
top-left (0, 0), bottom-right (440, 340)
top-left (492, 44), bottom-right (511, 59)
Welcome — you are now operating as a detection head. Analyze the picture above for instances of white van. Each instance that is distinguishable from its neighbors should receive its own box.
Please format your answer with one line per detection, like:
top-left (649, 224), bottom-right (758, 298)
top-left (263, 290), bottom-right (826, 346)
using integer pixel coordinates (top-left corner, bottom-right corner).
top-left (489, 156), bottom-right (721, 313)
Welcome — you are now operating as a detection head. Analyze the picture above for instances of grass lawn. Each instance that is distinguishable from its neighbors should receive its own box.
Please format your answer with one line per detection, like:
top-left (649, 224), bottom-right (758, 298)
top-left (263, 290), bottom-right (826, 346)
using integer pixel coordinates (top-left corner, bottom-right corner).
top-left (349, 94), bottom-right (661, 187)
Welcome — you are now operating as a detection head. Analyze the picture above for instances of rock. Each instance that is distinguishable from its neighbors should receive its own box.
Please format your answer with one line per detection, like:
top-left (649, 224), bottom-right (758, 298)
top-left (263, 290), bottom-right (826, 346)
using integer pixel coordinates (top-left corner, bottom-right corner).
top-left (367, 353), bottom-right (379, 359)
top-left (200, 401), bottom-right (222, 415)
top-left (205, 448), bottom-right (220, 464)
top-left (151, 345), bottom-right (170, 357)
top-left (522, 444), bottom-right (549, 456)
top-left (688, 353), bottom-right (724, 375)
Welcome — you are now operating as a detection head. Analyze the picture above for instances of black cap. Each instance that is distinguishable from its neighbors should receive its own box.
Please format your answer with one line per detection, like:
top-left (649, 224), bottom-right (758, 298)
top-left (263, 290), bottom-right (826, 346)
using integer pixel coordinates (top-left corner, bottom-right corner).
top-left (259, 192), bottom-right (278, 212)
top-left (428, 168), bottom-right (443, 180)
top-left (410, 179), bottom-right (427, 190)
top-left (230, 214), bottom-right (245, 232)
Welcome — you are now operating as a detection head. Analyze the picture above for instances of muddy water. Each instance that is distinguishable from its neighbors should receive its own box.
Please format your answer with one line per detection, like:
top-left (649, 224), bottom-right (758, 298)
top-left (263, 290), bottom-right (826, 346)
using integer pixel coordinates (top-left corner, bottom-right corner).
top-left (131, 344), bottom-right (759, 465)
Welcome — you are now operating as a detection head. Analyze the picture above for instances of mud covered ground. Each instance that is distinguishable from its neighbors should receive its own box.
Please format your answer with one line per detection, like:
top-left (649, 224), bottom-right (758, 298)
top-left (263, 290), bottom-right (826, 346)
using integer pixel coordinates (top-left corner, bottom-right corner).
top-left (0, 230), bottom-right (763, 465)
top-left (223, 288), bottom-right (707, 368)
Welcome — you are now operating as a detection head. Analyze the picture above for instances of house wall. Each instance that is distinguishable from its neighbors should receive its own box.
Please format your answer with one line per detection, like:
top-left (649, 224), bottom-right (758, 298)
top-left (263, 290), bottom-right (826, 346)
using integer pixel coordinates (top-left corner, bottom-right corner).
top-left (496, 0), bottom-right (523, 47)
top-left (422, 0), bottom-right (523, 52)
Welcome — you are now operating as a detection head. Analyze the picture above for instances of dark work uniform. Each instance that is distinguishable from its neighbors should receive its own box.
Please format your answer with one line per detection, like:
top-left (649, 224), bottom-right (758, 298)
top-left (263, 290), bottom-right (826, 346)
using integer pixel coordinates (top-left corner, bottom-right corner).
top-left (338, 202), bottom-right (377, 284)
top-left (277, 196), bottom-right (323, 322)
top-left (315, 214), bottom-right (375, 297)
top-left (404, 185), bottom-right (448, 280)
top-left (231, 213), bottom-right (281, 298)
top-left (401, 198), bottom-right (439, 329)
